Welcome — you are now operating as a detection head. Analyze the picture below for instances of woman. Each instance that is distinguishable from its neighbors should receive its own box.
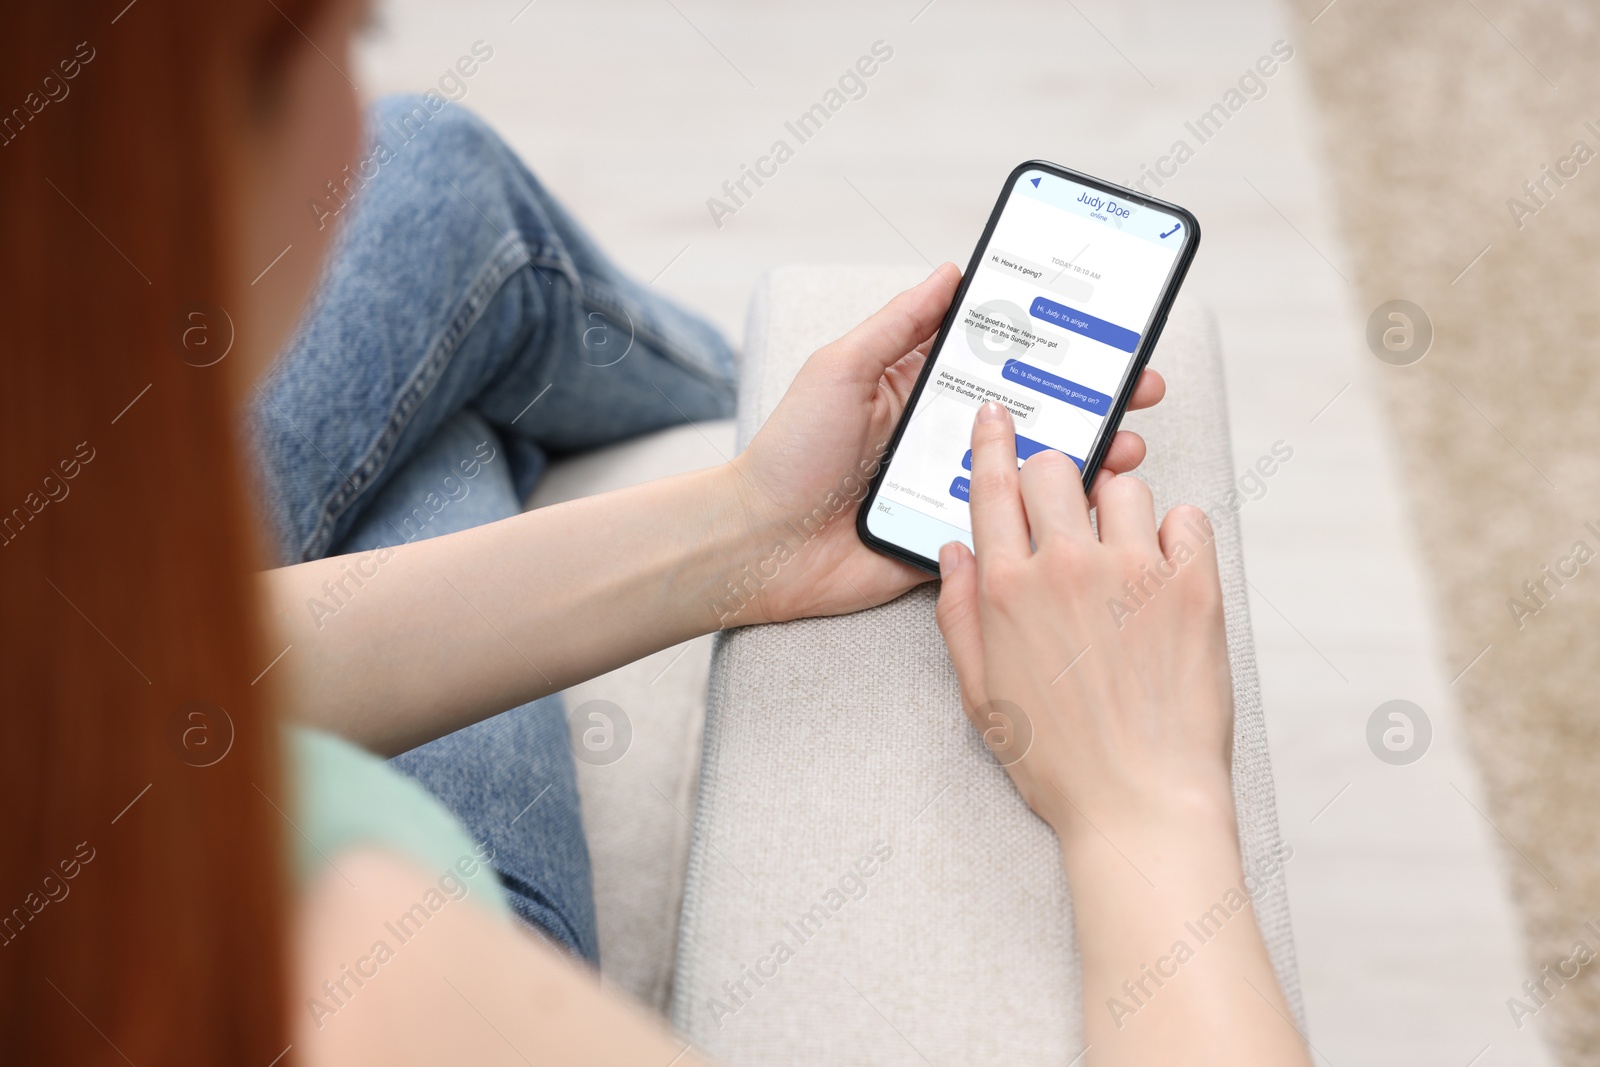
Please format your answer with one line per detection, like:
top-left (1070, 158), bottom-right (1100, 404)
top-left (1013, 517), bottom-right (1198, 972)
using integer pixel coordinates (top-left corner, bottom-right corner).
top-left (0, 1), bottom-right (1309, 1063)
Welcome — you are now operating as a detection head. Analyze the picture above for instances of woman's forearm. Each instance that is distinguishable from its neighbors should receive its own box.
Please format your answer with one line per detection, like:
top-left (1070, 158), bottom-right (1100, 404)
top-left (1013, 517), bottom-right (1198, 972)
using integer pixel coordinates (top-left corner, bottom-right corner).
top-left (259, 462), bottom-right (770, 754)
top-left (261, 267), bottom-right (1072, 757)
top-left (1058, 792), bottom-right (1309, 1065)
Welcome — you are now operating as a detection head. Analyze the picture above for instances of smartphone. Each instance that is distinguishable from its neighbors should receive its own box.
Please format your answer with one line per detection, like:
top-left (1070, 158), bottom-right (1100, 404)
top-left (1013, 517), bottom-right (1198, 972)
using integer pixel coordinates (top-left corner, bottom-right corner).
top-left (856, 160), bottom-right (1200, 572)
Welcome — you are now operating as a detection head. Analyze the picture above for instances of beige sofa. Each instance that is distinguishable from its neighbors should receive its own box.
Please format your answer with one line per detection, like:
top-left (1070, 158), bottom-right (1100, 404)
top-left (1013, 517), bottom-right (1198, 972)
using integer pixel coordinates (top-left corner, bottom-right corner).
top-left (539, 265), bottom-right (1302, 1063)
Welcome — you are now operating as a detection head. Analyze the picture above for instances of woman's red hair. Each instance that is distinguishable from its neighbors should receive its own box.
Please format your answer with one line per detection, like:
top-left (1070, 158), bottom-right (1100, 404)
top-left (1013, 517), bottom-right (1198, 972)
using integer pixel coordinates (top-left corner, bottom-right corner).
top-left (1, 1), bottom-right (328, 1061)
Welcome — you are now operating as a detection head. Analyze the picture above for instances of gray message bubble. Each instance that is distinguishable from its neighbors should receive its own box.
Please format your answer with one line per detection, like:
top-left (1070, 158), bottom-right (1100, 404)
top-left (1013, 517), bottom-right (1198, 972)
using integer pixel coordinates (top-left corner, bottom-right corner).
top-left (982, 248), bottom-right (1094, 304)
top-left (964, 299), bottom-right (1036, 366)
top-left (927, 368), bottom-right (1040, 427)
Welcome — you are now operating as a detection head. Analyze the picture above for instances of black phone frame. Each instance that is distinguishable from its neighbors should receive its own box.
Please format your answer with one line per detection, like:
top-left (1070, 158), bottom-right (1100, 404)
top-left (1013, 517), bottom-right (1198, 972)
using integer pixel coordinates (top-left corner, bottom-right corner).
top-left (854, 158), bottom-right (1202, 575)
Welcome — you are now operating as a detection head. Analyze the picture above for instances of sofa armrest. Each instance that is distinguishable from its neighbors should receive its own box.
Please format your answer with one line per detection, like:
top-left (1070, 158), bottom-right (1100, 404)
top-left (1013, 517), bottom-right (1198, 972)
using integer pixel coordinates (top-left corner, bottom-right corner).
top-left (669, 265), bottom-right (1303, 1064)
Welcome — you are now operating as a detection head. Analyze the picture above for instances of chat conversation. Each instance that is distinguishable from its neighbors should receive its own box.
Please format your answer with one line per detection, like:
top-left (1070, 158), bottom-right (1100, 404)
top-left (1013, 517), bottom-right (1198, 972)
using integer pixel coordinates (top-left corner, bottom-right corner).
top-left (868, 165), bottom-right (1188, 562)
top-left (928, 368), bottom-right (1039, 425)
top-left (1001, 360), bottom-right (1113, 416)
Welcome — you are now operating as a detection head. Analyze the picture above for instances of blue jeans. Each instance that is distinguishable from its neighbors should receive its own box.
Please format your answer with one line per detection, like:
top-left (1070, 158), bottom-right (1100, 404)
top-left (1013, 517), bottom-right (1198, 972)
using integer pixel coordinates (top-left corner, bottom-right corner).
top-left (251, 95), bottom-right (736, 964)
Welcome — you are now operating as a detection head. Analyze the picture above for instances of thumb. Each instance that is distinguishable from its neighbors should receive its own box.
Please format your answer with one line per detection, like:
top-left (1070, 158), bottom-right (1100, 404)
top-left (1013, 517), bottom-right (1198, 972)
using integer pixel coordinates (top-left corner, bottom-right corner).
top-left (934, 540), bottom-right (987, 714)
top-left (827, 263), bottom-right (960, 384)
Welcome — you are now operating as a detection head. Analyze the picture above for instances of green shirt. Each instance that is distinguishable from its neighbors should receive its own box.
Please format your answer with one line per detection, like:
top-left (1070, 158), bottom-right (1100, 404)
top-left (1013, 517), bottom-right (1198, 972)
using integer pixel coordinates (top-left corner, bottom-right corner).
top-left (287, 726), bottom-right (510, 917)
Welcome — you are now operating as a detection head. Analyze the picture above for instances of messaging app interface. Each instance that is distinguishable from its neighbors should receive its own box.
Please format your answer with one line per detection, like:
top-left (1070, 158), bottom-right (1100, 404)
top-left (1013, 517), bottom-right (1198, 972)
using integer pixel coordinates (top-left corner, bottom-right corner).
top-left (866, 169), bottom-right (1189, 562)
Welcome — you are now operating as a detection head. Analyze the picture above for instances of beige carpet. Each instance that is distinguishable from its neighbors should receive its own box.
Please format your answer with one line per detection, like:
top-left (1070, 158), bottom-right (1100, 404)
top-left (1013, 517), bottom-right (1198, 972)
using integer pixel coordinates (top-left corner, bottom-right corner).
top-left (1300, 0), bottom-right (1600, 1058)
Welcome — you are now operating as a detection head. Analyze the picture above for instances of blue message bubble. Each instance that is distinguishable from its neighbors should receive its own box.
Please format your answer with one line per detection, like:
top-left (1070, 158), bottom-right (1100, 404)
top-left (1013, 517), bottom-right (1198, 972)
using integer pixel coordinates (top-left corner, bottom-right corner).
top-left (949, 476), bottom-right (970, 502)
top-left (962, 434), bottom-right (1083, 471)
top-left (1028, 296), bottom-right (1140, 353)
top-left (1001, 361), bottom-right (1114, 416)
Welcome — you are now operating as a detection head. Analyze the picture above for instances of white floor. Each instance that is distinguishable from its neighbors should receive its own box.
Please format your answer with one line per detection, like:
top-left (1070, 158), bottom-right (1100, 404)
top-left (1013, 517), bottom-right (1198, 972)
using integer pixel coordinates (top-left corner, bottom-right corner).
top-left (358, 2), bottom-right (1554, 1062)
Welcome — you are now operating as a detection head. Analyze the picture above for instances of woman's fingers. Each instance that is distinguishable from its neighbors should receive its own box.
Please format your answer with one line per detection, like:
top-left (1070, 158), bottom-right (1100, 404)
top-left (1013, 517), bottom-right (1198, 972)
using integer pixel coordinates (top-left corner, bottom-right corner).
top-left (1019, 449), bottom-right (1091, 544)
top-left (1098, 429), bottom-right (1146, 477)
top-left (967, 402), bottom-right (1030, 558)
top-left (828, 263), bottom-right (960, 386)
top-left (1088, 430), bottom-right (1146, 508)
top-left (1126, 368), bottom-right (1165, 411)
top-left (935, 541), bottom-right (987, 712)
top-left (1093, 474), bottom-right (1162, 555)
top-left (881, 348), bottom-right (929, 410)
top-left (1158, 504), bottom-right (1220, 576)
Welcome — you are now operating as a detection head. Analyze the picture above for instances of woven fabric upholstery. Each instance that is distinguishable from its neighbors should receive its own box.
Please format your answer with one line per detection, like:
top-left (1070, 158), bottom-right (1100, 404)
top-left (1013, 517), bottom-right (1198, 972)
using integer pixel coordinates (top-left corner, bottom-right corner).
top-left (670, 265), bottom-right (1304, 1064)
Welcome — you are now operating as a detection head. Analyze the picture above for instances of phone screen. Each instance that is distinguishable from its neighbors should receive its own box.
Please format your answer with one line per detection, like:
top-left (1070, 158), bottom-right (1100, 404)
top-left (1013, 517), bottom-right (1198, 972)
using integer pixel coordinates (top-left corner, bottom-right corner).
top-left (860, 164), bottom-right (1197, 568)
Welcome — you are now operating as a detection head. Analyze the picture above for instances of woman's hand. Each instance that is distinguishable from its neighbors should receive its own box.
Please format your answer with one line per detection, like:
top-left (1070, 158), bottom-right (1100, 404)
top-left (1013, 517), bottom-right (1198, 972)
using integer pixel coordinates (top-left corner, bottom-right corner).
top-left (933, 399), bottom-right (1235, 840)
top-left (934, 402), bottom-right (1310, 1065)
top-left (726, 264), bottom-right (1166, 627)
top-left (262, 269), bottom-right (1169, 756)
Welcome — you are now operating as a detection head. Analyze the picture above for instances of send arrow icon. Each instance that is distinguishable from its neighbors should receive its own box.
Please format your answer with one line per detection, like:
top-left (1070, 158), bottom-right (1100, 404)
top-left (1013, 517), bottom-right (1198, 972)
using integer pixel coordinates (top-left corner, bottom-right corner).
top-left (1029, 177), bottom-right (1041, 187)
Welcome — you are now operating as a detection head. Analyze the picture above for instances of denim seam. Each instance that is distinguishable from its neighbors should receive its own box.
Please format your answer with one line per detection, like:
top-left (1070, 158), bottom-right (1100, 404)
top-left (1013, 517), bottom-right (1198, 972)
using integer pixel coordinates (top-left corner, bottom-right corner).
top-left (501, 871), bottom-right (596, 962)
top-left (300, 234), bottom-right (535, 560)
top-left (577, 283), bottom-right (728, 392)
top-left (511, 201), bottom-right (717, 387)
